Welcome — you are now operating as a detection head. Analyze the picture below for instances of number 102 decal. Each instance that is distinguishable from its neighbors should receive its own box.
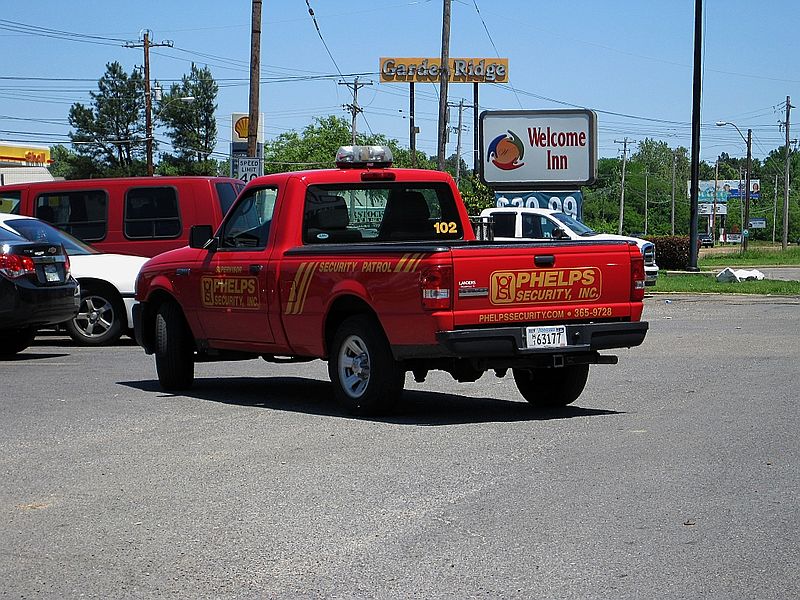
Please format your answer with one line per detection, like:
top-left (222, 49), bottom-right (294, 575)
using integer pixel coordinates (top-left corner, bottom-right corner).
top-left (434, 221), bottom-right (458, 234)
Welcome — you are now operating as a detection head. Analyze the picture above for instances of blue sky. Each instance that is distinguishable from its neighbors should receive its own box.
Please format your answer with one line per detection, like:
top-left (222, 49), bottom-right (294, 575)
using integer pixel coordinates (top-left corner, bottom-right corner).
top-left (0, 0), bottom-right (797, 166)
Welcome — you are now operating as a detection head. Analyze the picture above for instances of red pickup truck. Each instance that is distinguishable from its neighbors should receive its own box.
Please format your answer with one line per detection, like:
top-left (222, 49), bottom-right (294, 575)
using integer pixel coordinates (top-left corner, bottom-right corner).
top-left (134, 146), bottom-right (648, 414)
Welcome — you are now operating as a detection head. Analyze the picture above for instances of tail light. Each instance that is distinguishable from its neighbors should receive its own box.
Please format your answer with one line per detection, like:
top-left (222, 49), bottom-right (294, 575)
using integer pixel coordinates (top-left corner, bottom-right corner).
top-left (0, 253), bottom-right (36, 279)
top-left (63, 247), bottom-right (71, 275)
top-left (630, 245), bottom-right (645, 301)
top-left (420, 265), bottom-right (452, 310)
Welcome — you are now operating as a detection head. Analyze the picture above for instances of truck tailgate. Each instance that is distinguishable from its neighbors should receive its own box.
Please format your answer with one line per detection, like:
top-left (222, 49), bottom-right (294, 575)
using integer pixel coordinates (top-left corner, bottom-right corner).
top-left (449, 241), bottom-right (638, 328)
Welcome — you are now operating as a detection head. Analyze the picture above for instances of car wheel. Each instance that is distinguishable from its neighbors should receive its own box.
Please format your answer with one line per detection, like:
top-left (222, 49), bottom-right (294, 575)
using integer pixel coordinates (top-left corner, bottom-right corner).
top-left (512, 364), bottom-right (590, 408)
top-left (0, 327), bottom-right (37, 356)
top-left (154, 302), bottom-right (194, 391)
top-left (328, 315), bottom-right (404, 415)
top-left (64, 284), bottom-right (124, 346)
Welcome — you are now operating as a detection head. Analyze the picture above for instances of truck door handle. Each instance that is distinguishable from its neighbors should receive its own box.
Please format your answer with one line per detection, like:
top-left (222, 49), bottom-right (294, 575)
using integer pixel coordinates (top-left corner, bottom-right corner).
top-left (534, 255), bottom-right (555, 268)
top-left (250, 264), bottom-right (263, 274)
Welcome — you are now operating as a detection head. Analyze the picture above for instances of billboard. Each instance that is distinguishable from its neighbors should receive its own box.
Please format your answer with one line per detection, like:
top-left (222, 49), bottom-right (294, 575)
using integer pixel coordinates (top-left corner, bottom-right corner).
top-left (379, 57), bottom-right (508, 83)
top-left (692, 180), bottom-right (761, 203)
top-left (479, 110), bottom-right (597, 190)
top-left (494, 191), bottom-right (583, 221)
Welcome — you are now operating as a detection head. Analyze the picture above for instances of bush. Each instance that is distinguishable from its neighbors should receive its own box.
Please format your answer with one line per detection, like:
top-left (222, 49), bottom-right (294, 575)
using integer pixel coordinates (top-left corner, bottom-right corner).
top-left (647, 235), bottom-right (691, 270)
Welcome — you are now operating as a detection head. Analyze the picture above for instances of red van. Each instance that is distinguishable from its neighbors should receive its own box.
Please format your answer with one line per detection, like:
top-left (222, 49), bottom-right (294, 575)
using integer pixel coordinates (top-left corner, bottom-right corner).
top-left (0, 176), bottom-right (244, 257)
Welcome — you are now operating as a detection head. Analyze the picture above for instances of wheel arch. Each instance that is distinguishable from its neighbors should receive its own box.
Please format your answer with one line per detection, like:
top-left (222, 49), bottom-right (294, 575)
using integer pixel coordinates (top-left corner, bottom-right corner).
top-left (323, 294), bottom-right (384, 359)
top-left (139, 289), bottom-right (188, 354)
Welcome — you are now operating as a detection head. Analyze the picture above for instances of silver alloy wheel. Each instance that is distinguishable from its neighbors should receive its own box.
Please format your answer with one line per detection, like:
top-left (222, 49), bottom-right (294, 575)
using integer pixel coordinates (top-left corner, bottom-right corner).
top-left (73, 294), bottom-right (115, 339)
top-left (337, 334), bottom-right (371, 399)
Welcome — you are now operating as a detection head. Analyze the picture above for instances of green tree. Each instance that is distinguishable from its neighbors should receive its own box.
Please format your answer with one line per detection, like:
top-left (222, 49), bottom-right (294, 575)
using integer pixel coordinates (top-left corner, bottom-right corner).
top-left (157, 64), bottom-right (219, 175)
top-left (68, 61), bottom-right (146, 176)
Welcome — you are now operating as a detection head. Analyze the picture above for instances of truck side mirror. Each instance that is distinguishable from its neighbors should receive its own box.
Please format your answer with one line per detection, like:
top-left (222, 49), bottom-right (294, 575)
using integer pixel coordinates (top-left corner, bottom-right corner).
top-left (551, 227), bottom-right (567, 240)
top-left (189, 225), bottom-right (216, 250)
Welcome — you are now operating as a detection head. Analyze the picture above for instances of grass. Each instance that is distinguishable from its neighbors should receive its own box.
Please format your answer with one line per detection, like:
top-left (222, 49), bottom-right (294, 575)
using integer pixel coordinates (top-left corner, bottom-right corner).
top-left (653, 272), bottom-right (800, 295)
top-left (699, 245), bottom-right (800, 268)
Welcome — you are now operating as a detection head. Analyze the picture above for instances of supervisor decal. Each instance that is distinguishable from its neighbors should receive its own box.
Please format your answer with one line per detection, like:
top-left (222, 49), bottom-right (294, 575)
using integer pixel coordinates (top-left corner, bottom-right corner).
top-left (490, 268), bottom-right (601, 304)
top-left (201, 276), bottom-right (260, 309)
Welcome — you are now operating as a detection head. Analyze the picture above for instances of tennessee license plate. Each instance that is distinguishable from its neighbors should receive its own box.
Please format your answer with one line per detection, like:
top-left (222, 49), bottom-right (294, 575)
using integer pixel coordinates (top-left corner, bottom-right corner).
top-left (525, 325), bottom-right (567, 349)
top-left (44, 263), bottom-right (60, 282)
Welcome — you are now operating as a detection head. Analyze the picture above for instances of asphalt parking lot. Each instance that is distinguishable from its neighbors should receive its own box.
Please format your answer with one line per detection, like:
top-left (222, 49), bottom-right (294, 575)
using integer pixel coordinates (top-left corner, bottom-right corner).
top-left (1, 294), bottom-right (798, 599)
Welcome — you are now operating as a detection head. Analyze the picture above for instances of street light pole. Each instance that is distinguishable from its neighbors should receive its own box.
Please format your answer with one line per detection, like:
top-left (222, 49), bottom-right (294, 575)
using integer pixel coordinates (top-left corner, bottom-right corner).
top-left (716, 121), bottom-right (752, 252)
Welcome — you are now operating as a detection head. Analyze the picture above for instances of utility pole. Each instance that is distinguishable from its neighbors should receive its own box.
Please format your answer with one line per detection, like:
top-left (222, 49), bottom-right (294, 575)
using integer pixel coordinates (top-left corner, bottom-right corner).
top-left (125, 31), bottom-right (173, 176)
top-left (248, 0), bottom-right (262, 158)
top-left (436, 0), bottom-right (452, 171)
top-left (742, 128), bottom-right (753, 252)
top-left (773, 173), bottom-right (778, 244)
top-left (614, 138), bottom-right (631, 235)
top-left (644, 171), bottom-right (648, 236)
top-left (782, 96), bottom-right (793, 250)
top-left (713, 158), bottom-right (719, 243)
top-left (447, 98), bottom-right (473, 186)
top-left (687, 0), bottom-right (703, 270)
top-left (671, 151), bottom-right (677, 235)
top-left (409, 82), bottom-right (417, 167)
top-left (340, 78), bottom-right (372, 145)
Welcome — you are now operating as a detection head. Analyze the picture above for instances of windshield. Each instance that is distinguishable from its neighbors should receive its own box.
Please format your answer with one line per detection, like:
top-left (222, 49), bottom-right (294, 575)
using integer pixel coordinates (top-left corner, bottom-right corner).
top-left (552, 212), bottom-right (596, 236)
top-left (5, 218), bottom-right (99, 255)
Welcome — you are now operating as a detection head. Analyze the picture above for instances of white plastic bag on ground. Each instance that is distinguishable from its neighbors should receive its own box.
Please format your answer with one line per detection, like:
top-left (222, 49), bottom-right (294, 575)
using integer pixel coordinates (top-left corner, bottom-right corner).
top-left (715, 267), bottom-right (765, 283)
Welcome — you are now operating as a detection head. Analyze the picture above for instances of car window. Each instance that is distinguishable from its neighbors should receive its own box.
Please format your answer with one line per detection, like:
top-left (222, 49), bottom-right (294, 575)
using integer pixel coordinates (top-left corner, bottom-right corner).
top-left (538, 217), bottom-right (560, 239)
top-left (215, 182), bottom-right (239, 216)
top-left (521, 214), bottom-right (543, 238)
top-left (219, 187), bottom-right (277, 249)
top-left (303, 183), bottom-right (462, 244)
top-left (35, 190), bottom-right (108, 241)
top-left (5, 218), bottom-right (99, 255)
top-left (0, 226), bottom-right (24, 242)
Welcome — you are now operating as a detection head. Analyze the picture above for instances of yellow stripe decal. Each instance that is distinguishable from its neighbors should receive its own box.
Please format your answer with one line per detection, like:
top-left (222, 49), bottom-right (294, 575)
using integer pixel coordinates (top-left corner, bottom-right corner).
top-left (406, 253), bottom-right (424, 272)
top-left (286, 262), bottom-right (312, 315)
top-left (294, 262), bottom-right (318, 315)
top-left (394, 254), bottom-right (410, 272)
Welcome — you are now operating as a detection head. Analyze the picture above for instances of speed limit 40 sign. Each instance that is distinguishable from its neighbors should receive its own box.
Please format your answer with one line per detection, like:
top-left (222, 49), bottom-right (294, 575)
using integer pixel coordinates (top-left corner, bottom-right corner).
top-left (234, 157), bottom-right (263, 182)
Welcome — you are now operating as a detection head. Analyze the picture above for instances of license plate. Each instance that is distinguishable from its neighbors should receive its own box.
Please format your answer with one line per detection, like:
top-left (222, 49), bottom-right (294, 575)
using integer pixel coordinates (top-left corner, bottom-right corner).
top-left (44, 263), bottom-right (60, 282)
top-left (525, 325), bottom-right (567, 349)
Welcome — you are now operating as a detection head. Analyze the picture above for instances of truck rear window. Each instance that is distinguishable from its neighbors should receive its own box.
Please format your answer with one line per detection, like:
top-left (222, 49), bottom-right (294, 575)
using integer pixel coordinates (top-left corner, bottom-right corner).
top-left (303, 183), bottom-right (463, 244)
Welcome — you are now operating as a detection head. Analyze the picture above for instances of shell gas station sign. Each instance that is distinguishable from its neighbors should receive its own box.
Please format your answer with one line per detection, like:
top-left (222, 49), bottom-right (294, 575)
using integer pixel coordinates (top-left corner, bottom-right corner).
top-left (0, 143), bottom-right (52, 166)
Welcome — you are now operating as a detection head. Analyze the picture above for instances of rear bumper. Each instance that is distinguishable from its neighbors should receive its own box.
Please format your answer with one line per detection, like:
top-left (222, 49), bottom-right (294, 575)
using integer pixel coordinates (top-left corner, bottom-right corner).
top-left (0, 277), bottom-right (79, 330)
top-left (394, 321), bottom-right (648, 360)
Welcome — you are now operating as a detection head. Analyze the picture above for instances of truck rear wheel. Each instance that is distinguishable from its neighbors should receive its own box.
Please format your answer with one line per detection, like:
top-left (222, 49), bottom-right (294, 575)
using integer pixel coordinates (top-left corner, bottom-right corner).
top-left (512, 364), bottom-right (589, 408)
top-left (155, 302), bottom-right (194, 391)
top-left (328, 315), bottom-right (404, 415)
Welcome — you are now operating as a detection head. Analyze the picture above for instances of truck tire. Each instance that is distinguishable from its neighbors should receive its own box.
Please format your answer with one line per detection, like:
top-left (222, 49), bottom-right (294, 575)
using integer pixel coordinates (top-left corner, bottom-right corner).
top-left (0, 327), bottom-right (37, 356)
top-left (154, 302), bottom-right (194, 391)
top-left (512, 364), bottom-right (590, 408)
top-left (64, 283), bottom-right (124, 346)
top-left (328, 315), bottom-right (404, 415)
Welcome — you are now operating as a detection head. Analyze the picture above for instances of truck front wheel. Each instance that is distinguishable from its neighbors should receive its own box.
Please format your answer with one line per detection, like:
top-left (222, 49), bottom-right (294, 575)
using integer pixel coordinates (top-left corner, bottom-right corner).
top-left (328, 315), bottom-right (404, 415)
top-left (512, 364), bottom-right (589, 408)
top-left (154, 302), bottom-right (194, 391)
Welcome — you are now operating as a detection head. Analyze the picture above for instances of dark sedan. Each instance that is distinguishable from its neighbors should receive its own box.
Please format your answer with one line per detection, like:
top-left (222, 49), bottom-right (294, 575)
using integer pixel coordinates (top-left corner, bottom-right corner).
top-left (0, 227), bottom-right (79, 356)
top-left (698, 233), bottom-right (714, 248)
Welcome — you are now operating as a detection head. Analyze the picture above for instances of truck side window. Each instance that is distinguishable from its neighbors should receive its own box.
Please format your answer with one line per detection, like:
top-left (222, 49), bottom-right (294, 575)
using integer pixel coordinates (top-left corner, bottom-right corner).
top-left (36, 190), bottom-right (108, 242)
top-left (125, 187), bottom-right (181, 239)
top-left (220, 187), bottom-right (277, 249)
top-left (0, 191), bottom-right (21, 214)
top-left (491, 212), bottom-right (516, 237)
top-left (538, 216), bottom-right (559, 239)
top-left (521, 214), bottom-right (543, 238)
